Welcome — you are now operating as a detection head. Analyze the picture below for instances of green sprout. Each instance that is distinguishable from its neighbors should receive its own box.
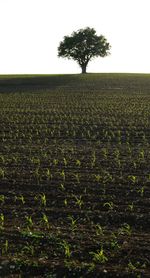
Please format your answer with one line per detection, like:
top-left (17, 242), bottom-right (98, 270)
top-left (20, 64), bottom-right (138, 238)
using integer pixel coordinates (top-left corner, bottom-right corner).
top-left (39, 193), bottom-right (47, 207)
top-left (0, 168), bottom-right (5, 179)
top-left (73, 195), bottom-right (83, 209)
top-left (0, 195), bottom-right (5, 204)
top-left (68, 215), bottom-right (78, 232)
top-left (25, 215), bottom-right (33, 229)
top-left (103, 202), bottom-right (114, 210)
top-left (0, 213), bottom-right (4, 229)
top-left (90, 246), bottom-right (108, 263)
top-left (2, 240), bottom-right (8, 255)
top-left (15, 195), bottom-right (25, 205)
top-left (76, 159), bottom-right (81, 167)
top-left (118, 223), bottom-right (132, 236)
top-left (42, 213), bottom-right (50, 229)
top-left (60, 240), bottom-right (72, 258)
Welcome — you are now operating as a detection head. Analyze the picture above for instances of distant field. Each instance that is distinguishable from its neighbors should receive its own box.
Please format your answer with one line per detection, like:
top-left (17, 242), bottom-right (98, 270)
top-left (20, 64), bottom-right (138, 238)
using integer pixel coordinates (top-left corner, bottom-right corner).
top-left (0, 73), bottom-right (150, 277)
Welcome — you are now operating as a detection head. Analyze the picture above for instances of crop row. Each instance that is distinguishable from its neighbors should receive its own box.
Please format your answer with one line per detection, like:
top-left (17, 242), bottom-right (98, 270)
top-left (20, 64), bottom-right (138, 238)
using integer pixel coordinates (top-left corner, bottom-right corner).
top-left (0, 85), bottom-right (150, 276)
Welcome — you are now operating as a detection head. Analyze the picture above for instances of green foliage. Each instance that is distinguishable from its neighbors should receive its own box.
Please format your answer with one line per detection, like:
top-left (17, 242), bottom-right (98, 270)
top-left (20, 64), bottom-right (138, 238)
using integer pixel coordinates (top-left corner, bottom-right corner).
top-left (58, 27), bottom-right (110, 73)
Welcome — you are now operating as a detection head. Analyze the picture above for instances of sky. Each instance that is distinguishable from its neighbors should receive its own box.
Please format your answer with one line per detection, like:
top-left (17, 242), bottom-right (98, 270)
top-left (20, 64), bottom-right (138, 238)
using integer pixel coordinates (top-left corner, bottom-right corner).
top-left (0, 0), bottom-right (150, 74)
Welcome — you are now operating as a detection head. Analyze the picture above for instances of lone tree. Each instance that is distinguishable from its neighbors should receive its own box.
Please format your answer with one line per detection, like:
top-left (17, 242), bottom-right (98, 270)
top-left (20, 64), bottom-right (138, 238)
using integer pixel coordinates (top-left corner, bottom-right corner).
top-left (58, 27), bottom-right (111, 74)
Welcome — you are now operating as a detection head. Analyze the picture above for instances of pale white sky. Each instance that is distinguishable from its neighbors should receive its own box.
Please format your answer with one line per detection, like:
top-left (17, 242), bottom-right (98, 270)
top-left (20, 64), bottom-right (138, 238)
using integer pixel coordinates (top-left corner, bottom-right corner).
top-left (0, 0), bottom-right (150, 74)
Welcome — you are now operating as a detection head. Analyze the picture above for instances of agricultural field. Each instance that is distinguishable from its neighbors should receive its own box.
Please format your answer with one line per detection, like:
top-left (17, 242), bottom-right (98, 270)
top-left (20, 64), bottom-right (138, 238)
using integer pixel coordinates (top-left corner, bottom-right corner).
top-left (0, 73), bottom-right (150, 277)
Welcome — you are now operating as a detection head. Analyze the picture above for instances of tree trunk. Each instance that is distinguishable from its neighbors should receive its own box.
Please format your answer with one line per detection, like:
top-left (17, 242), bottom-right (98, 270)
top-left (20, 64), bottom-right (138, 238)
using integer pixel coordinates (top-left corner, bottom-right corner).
top-left (81, 64), bottom-right (87, 74)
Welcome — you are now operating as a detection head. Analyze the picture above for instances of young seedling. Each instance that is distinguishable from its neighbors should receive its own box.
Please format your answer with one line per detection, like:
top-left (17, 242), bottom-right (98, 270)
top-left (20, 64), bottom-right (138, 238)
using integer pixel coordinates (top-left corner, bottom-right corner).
top-left (22, 243), bottom-right (34, 256)
top-left (25, 215), bottom-right (33, 230)
top-left (46, 168), bottom-right (52, 180)
top-left (15, 195), bottom-right (25, 205)
top-left (128, 175), bottom-right (137, 185)
top-left (63, 158), bottom-right (67, 167)
top-left (91, 151), bottom-right (96, 167)
top-left (0, 155), bottom-right (5, 163)
top-left (60, 240), bottom-right (72, 258)
top-left (103, 202), bottom-right (114, 211)
top-left (118, 223), bottom-right (132, 236)
top-left (95, 224), bottom-right (104, 236)
top-left (60, 170), bottom-right (66, 182)
top-left (31, 157), bottom-right (40, 166)
top-left (67, 215), bottom-right (78, 232)
top-left (138, 150), bottom-right (144, 160)
top-left (53, 158), bottom-right (58, 166)
top-left (94, 174), bottom-right (102, 183)
top-left (73, 195), bottom-right (83, 209)
top-left (74, 173), bottom-right (80, 184)
top-left (34, 167), bottom-right (40, 182)
top-left (42, 213), bottom-right (50, 229)
top-left (59, 183), bottom-right (65, 191)
top-left (2, 240), bottom-right (8, 255)
top-left (101, 148), bottom-right (108, 159)
top-left (76, 159), bottom-right (81, 167)
top-left (90, 246), bottom-right (108, 263)
top-left (110, 233), bottom-right (120, 250)
top-left (128, 202), bottom-right (134, 212)
top-left (0, 195), bottom-right (5, 205)
top-left (39, 193), bottom-right (47, 207)
top-left (137, 186), bottom-right (145, 197)
top-left (0, 213), bottom-right (4, 229)
top-left (127, 261), bottom-right (137, 272)
top-left (64, 198), bottom-right (68, 207)
top-left (0, 168), bottom-right (5, 179)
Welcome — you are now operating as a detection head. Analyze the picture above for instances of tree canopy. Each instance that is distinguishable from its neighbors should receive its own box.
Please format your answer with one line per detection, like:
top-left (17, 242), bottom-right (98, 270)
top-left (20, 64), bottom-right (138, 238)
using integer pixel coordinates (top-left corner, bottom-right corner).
top-left (58, 27), bottom-right (111, 73)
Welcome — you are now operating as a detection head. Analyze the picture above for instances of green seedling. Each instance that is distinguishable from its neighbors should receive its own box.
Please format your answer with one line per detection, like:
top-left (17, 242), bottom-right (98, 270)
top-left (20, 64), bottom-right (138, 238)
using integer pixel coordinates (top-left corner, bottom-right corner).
top-left (22, 243), bottom-right (34, 256)
top-left (39, 193), bottom-right (47, 207)
top-left (60, 170), bottom-right (65, 181)
top-left (95, 224), bottom-right (104, 236)
top-left (91, 151), bottom-right (96, 167)
top-left (68, 215), bottom-right (78, 232)
top-left (60, 240), bottom-right (72, 258)
top-left (53, 158), bottom-right (58, 166)
top-left (0, 155), bottom-right (5, 163)
top-left (34, 167), bottom-right (40, 178)
top-left (63, 158), bottom-right (67, 167)
top-left (25, 215), bottom-right (33, 229)
top-left (127, 261), bottom-right (137, 272)
top-left (103, 202), bottom-right (114, 210)
top-left (15, 195), bottom-right (25, 205)
top-left (90, 246), bottom-right (108, 263)
top-left (101, 148), bottom-right (108, 159)
top-left (0, 195), bottom-right (5, 204)
top-left (76, 159), bottom-right (81, 167)
top-left (0, 168), bottom-right (5, 179)
top-left (94, 174), bottom-right (102, 183)
top-left (73, 195), bottom-right (83, 209)
top-left (31, 157), bottom-right (40, 165)
top-left (74, 173), bottom-right (80, 183)
top-left (128, 202), bottom-right (134, 212)
top-left (2, 240), bottom-right (8, 255)
top-left (59, 183), bottom-right (65, 191)
top-left (42, 213), bottom-right (50, 229)
top-left (46, 168), bottom-right (52, 180)
top-left (118, 223), bottom-right (132, 236)
top-left (64, 198), bottom-right (68, 207)
top-left (137, 186), bottom-right (145, 197)
top-left (138, 150), bottom-right (144, 160)
top-left (128, 175), bottom-right (137, 184)
top-left (0, 213), bottom-right (4, 229)
top-left (110, 233), bottom-right (120, 250)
